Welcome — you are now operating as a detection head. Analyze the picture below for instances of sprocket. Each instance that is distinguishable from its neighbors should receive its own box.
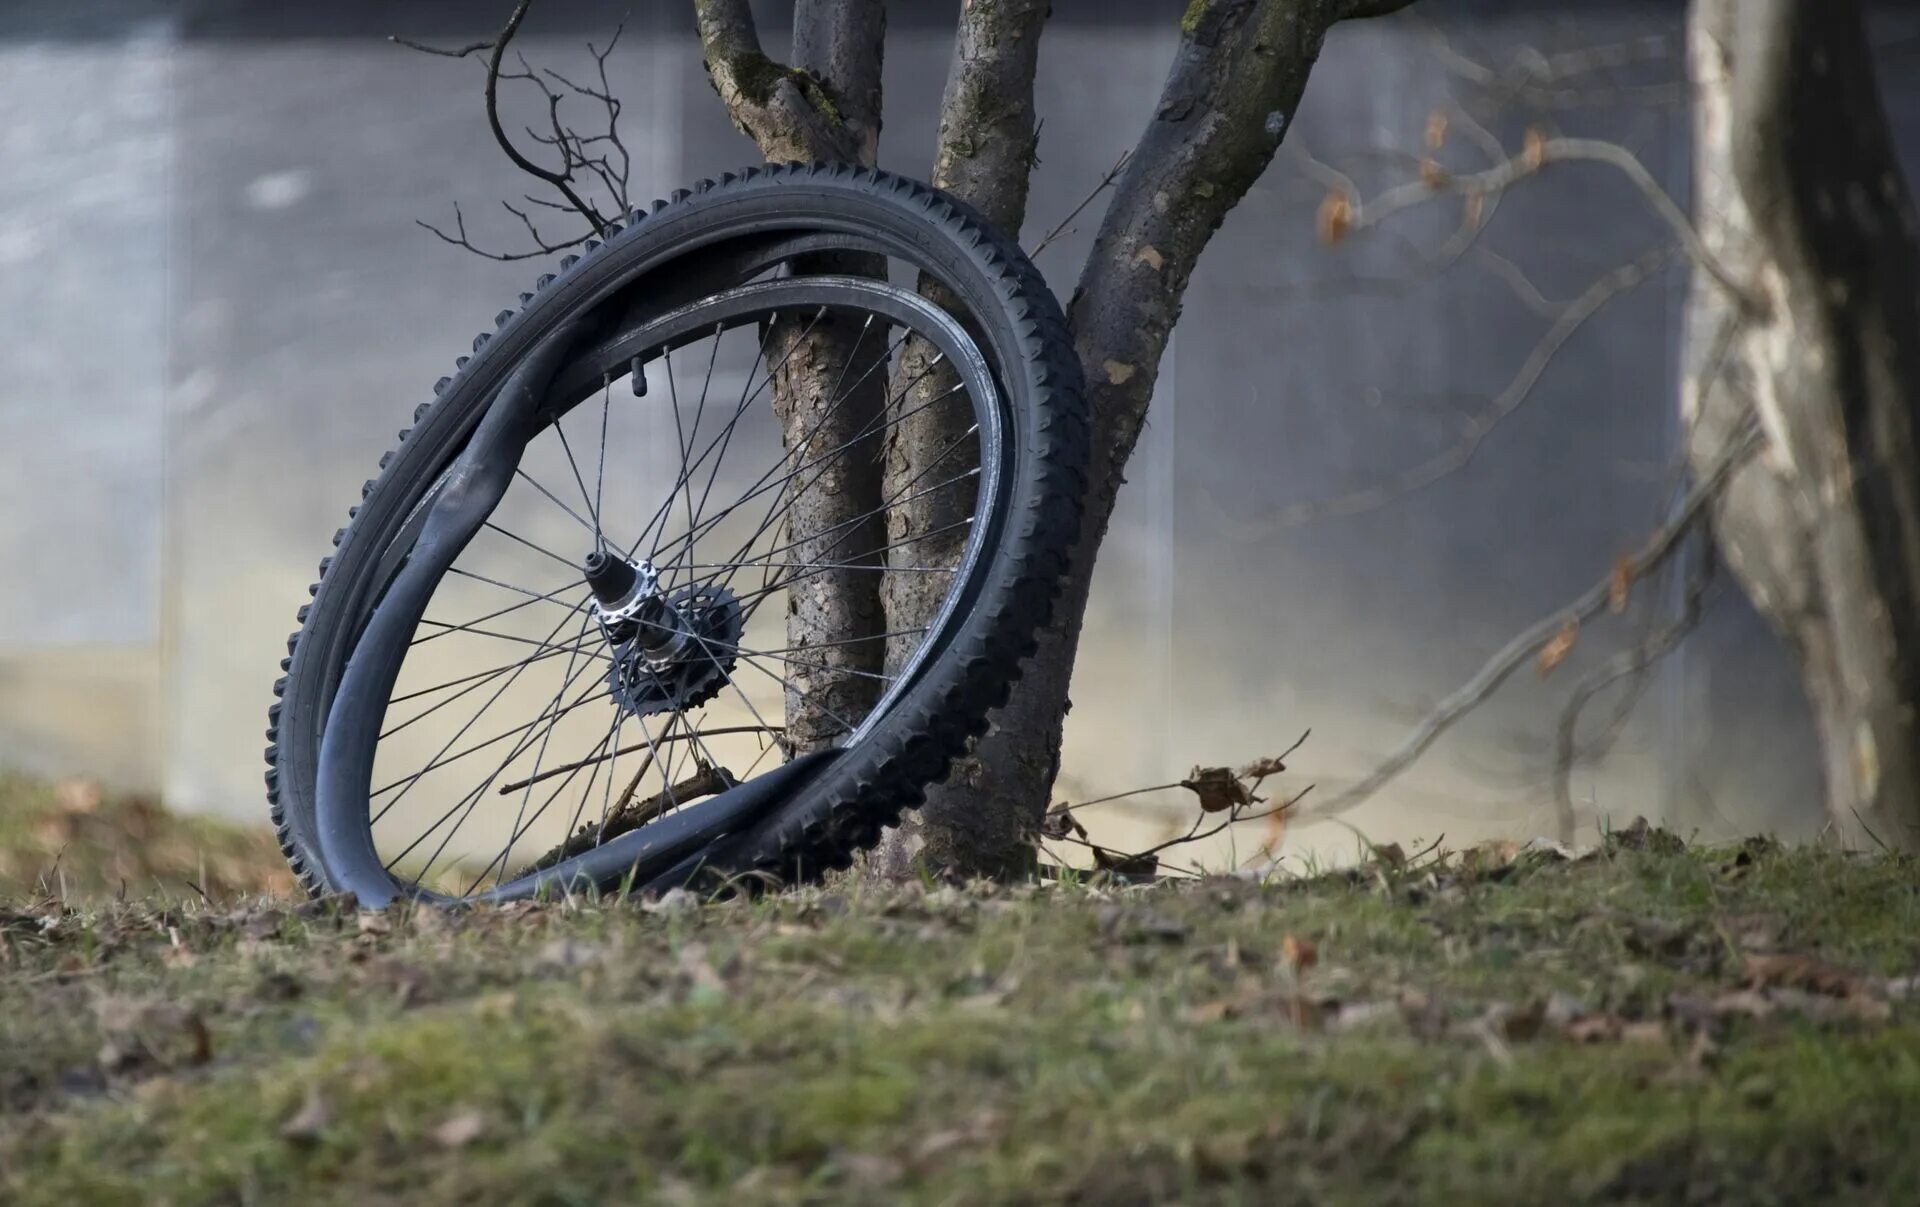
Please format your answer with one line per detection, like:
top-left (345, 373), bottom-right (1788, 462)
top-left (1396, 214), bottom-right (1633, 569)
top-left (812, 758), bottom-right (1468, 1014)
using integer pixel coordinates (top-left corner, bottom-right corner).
top-left (605, 583), bottom-right (744, 719)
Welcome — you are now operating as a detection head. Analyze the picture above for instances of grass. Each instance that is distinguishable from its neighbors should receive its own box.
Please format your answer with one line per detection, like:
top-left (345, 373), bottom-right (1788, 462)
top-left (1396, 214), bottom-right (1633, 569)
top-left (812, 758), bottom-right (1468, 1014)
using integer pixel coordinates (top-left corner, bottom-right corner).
top-left (3, 794), bottom-right (1919, 1204)
top-left (0, 774), bottom-right (295, 902)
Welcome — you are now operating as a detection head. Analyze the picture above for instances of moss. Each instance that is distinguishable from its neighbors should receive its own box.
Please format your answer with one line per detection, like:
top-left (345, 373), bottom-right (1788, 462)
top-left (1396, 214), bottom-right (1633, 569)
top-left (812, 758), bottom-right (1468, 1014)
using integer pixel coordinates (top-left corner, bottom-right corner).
top-left (723, 50), bottom-right (844, 130)
top-left (1181, 0), bottom-right (1211, 37)
top-left (726, 48), bottom-right (789, 107)
top-left (793, 70), bottom-right (844, 126)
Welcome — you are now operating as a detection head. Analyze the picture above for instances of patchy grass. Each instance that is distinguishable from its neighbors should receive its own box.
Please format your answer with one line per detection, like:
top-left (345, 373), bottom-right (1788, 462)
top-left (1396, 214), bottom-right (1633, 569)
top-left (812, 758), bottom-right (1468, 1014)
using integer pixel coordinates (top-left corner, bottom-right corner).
top-left (3, 826), bottom-right (1918, 1204)
top-left (0, 775), bottom-right (294, 903)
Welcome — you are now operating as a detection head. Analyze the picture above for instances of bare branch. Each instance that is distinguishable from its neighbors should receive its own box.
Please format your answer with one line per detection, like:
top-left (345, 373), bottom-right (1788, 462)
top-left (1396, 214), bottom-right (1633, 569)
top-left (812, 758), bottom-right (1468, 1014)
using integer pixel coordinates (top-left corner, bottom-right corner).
top-left (1347, 134), bottom-right (1755, 305)
top-left (398, 1), bottom-right (631, 256)
top-left (924, 0), bottom-right (1049, 232)
top-left (415, 201), bottom-right (597, 262)
top-left (1202, 246), bottom-right (1674, 533)
top-left (1296, 410), bottom-right (1764, 825)
top-left (1416, 17), bottom-right (1685, 110)
top-left (1550, 545), bottom-right (1713, 844)
top-left (389, 36), bottom-right (496, 60)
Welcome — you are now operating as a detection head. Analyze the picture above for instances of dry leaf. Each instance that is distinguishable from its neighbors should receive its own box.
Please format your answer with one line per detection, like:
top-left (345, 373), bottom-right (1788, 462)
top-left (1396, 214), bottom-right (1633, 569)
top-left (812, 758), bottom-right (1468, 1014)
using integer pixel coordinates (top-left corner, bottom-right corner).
top-left (433, 1110), bottom-right (488, 1149)
top-left (1040, 802), bottom-right (1086, 841)
top-left (1483, 999), bottom-right (1545, 1042)
top-left (1316, 190), bottom-right (1353, 246)
top-left (94, 998), bottom-right (212, 1071)
top-left (1743, 952), bottom-right (1870, 998)
top-left (1281, 933), bottom-right (1318, 972)
top-left (1537, 618), bottom-right (1579, 677)
top-left (1091, 847), bottom-right (1160, 880)
top-left (1181, 766), bottom-right (1253, 814)
top-left (1425, 109), bottom-right (1449, 151)
top-left (1419, 158), bottom-right (1450, 190)
top-left (1459, 839), bottom-right (1520, 875)
top-left (1185, 995), bottom-right (1247, 1024)
top-left (1564, 1013), bottom-right (1622, 1043)
top-left (1370, 841), bottom-right (1407, 871)
top-left (281, 1086), bottom-right (331, 1144)
top-left (357, 911), bottom-right (392, 937)
top-left (1608, 554), bottom-right (1634, 614)
top-left (1237, 755), bottom-right (1288, 780)
top-left (1133, 244), bottom-right (1165, 270)
top-left (1102, 359), bottom-right (1137, 386)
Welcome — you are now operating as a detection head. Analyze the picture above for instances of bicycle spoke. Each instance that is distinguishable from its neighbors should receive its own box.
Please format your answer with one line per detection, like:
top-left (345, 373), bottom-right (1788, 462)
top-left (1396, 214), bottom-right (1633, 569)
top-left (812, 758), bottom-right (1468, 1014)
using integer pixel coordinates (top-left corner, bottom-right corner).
top-left (514, 467), bottom-right (598, 541)
top-left (484, 522), bottom-right (582, 571)
top-left (342, 275), bottom-right (1009, 902)
top-left (467, 610), bottom-right (603, 890)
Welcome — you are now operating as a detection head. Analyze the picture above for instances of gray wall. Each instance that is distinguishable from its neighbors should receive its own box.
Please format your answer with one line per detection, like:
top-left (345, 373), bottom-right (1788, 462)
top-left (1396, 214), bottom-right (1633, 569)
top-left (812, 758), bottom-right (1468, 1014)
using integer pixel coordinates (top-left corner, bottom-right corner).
top-left (3, 0), bottom-right (1914, 857)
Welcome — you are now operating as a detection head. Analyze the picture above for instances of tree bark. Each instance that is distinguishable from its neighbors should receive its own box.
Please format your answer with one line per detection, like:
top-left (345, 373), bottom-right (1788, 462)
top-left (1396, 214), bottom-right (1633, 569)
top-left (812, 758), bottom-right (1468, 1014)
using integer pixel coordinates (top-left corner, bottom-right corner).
top-left (694, 0), bottom-right (891, 754)
top-left (1686, 0), bottom-right (1920, 846)
top-left (870, 0), bottom-right (1053, 880)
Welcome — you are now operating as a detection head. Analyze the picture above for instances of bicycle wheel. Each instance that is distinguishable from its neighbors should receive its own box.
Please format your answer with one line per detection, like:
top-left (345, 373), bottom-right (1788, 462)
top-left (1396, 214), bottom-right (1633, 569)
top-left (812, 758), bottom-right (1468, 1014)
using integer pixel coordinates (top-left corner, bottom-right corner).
top-left (264, 164), bottom-right (1086, 906)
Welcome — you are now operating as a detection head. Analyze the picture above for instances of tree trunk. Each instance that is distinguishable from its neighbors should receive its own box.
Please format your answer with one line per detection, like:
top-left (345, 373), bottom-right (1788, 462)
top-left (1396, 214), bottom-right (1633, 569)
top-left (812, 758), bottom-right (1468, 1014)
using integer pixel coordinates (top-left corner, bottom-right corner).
top-left (695, 0), bottom-right (1417, 875)
top-left (870, 0), bottom-right (1052, 880)
top-left (695, 0), bottom-right (890, 755)
top-left (1686, 0), bottom-right (1920, 846)
top-left (891, 0), bottom-right (1416, 875)
top-left (764, 309), bottom-right (890, 752)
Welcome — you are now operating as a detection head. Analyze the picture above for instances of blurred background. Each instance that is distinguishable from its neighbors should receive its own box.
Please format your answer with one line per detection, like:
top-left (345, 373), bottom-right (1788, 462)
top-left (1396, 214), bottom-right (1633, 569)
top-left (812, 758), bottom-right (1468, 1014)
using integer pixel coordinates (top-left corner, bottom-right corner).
top-left (5, 0), bottom-right (1917, 876)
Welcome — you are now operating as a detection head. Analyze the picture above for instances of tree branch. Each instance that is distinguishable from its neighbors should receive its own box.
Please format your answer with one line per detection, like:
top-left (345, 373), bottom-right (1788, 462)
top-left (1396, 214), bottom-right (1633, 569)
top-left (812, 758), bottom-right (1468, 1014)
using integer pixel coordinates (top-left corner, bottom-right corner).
top-left (693, 0), bottom-right (865, 163)
top-left (793, 0), bottom-right (888, 165)
top-left (398, 1), bottom-right (630, 256)
top-left (1345, 134), bottom-right (1755, 306)
top-left (1550, 542), bottom-right (1713, 844)
top-left (1198, 246), bottom-right (1674, 533)
top-left (1296, 410), bottom-right (1763, 825)
top-left (924, 0), bottom-right (1049, 233)
top-left (483, 0), bottom-right (605, 234)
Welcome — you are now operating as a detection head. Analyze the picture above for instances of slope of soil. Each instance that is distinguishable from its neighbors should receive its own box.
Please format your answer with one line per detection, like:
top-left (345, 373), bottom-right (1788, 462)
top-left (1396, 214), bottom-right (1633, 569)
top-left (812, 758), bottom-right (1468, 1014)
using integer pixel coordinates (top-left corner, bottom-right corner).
top-left (3, 827), bottom-right (1917, 1204)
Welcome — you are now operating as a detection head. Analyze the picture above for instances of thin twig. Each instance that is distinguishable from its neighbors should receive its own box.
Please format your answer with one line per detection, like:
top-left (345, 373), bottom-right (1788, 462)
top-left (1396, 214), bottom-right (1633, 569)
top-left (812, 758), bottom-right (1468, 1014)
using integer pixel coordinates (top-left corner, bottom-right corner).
top-left (496, 725), bottom-right (784, 794)
top-left (1298, 411), bottom-right (1764, 824)
top-left (389, 36), bottom-right (495, 59)
top-left (1202, 246), bottom-right (1674, 534)
top-left (1028, 150), bottom-right (1131, 257)
top-left (1350, 134), bottom-right (1756, 307)
top-left (398, 0), bottom-right (631, 258)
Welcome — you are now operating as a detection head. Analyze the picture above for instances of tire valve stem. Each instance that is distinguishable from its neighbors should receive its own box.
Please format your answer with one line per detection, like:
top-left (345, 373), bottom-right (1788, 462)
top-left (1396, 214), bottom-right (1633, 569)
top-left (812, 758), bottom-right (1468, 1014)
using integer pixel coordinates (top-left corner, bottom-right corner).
top-left (630, 356), bottom-right (647, 397)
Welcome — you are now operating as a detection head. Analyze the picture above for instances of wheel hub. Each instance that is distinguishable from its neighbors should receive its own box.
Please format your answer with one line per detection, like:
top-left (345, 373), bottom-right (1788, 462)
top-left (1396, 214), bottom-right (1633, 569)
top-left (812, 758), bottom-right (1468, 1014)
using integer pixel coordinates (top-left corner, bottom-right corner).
top-left (584, 551), bottom-right (742, 718)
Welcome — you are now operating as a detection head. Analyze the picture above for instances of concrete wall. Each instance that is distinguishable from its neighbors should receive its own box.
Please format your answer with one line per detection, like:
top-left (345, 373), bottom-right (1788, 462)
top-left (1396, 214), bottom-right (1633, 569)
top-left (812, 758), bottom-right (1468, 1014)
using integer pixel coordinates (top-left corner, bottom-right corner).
top-left (3, 0), bottom-right (1915, 856)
